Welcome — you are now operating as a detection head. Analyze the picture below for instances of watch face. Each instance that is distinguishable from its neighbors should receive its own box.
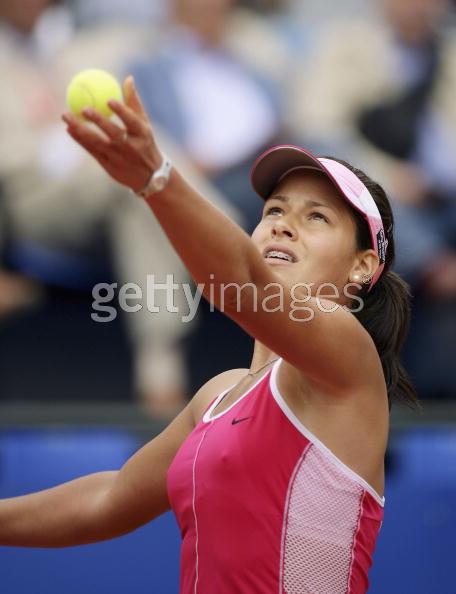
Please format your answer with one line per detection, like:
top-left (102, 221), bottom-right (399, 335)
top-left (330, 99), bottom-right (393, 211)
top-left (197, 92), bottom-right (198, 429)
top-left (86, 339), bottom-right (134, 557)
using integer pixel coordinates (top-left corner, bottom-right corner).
top-left (153, 176), bottom-right (167, 192)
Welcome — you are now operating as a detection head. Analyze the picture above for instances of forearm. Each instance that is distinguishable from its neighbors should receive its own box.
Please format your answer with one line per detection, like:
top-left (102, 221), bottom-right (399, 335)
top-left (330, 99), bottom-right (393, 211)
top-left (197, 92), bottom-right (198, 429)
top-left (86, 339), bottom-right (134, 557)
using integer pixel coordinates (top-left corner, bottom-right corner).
top-left (0, 471), bottom-right (117, 548)
top-left (145, 168), bottom-right (266, 306)
top-left (63, 84), bottom-right (268, 305)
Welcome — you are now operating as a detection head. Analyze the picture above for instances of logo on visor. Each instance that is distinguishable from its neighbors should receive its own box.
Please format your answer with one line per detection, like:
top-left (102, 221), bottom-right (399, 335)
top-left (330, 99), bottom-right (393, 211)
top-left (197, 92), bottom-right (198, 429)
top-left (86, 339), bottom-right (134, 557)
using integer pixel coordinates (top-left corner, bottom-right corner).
top-left (376, 229), bottom-right (387, 264)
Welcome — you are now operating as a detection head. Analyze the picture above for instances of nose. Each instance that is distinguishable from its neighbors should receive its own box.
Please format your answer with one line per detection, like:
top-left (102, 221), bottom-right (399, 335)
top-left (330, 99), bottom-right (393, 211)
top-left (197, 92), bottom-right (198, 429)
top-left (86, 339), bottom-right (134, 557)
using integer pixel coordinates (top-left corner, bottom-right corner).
top-left (271, 219), bottom-right (297, 240)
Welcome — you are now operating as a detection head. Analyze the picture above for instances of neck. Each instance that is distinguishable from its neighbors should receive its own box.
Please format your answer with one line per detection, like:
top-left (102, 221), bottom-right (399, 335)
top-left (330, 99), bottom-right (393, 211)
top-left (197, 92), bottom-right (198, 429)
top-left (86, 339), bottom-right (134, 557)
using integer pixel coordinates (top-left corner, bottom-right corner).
top-left (249, 342), bottom-right (278, 374)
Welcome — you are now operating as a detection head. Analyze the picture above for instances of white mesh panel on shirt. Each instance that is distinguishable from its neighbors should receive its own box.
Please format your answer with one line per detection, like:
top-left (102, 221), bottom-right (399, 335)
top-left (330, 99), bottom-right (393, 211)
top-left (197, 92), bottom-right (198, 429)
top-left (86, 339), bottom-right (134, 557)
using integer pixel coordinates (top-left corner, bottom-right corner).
top-left (281, 445), bottom-right (363, 594)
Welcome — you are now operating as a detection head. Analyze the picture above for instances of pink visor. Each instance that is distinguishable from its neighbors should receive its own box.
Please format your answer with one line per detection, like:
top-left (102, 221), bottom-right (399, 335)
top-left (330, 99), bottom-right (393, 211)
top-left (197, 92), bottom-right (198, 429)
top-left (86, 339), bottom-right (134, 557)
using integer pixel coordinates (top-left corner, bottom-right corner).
top-left (251, 145), bottom-right (388, 290)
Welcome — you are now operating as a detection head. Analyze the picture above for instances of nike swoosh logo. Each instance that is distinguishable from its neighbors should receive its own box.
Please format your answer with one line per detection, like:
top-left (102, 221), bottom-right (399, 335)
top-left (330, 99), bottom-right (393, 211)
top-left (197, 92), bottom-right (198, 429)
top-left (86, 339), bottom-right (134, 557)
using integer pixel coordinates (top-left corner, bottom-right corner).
top-left (231, 416), bottom-right (253, 425)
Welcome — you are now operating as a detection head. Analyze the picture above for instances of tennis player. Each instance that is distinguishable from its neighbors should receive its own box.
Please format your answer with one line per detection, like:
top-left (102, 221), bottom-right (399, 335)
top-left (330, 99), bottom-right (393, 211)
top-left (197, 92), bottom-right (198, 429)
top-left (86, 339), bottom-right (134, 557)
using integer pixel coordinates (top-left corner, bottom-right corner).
top-left (0, 77), bottom-right (417, 593)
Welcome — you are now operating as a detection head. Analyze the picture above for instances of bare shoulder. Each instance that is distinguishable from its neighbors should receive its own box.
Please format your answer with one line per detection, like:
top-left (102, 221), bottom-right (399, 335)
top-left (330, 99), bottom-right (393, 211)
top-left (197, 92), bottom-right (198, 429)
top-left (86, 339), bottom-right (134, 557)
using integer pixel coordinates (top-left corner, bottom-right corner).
top-left (190, 367), bottom-right (248, 425)
top-left (274, 356), bottom-right (388, 495)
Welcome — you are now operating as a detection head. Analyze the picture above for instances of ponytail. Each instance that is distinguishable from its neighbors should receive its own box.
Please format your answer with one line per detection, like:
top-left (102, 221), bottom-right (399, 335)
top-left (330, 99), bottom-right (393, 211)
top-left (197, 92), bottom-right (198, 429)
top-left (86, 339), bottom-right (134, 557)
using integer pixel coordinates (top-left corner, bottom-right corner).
top-left (354, 271), bottom-right (419, 409)
top-left (328, 157), bottom-right (420, 410)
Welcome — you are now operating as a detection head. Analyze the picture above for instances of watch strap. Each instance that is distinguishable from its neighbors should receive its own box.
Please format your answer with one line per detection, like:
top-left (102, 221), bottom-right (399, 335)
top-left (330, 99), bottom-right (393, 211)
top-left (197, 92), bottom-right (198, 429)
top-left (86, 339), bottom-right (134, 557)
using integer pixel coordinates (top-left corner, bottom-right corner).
top-left (135, 154), bottom-right (172, 198)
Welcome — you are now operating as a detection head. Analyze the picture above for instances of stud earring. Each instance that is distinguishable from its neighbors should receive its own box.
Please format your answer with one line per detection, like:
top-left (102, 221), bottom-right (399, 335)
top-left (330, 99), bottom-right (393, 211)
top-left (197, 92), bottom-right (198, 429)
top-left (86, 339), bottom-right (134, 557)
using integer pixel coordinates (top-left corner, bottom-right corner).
top-left (362, 273), bottom-right (372, 285)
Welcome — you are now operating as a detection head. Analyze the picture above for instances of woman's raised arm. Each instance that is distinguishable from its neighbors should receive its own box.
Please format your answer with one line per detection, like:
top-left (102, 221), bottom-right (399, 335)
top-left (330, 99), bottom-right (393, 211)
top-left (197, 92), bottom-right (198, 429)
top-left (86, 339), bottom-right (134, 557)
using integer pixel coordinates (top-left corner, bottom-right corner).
top-left (62, 77), bottom-right (379, 394)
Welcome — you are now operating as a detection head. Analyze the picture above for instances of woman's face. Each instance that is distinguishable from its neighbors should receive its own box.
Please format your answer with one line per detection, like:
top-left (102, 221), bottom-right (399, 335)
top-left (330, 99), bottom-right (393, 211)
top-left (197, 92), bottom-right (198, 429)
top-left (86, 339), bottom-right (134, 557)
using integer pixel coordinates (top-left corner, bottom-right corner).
top-left (251, 170), bottom-right (373, 302)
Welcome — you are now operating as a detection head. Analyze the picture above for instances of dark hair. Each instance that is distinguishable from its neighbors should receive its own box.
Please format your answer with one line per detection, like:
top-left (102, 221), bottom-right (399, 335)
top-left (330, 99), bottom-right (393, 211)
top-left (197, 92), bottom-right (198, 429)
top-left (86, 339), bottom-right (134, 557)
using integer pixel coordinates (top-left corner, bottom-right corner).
top-left (329, 158), bottom-right (419, 410)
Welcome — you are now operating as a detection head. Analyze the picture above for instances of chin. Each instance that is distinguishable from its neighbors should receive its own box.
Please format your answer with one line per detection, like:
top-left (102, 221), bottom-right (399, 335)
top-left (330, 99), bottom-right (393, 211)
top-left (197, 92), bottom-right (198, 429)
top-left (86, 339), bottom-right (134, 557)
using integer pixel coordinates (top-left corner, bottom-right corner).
top-left (271, 265), bottom-right (309, 286)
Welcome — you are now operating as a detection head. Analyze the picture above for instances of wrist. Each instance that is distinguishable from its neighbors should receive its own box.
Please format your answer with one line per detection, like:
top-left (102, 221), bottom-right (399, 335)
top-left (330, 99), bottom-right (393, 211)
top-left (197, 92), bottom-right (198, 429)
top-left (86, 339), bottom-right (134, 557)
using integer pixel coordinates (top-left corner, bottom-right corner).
top-left (132, 153), bottom-right (173, 199)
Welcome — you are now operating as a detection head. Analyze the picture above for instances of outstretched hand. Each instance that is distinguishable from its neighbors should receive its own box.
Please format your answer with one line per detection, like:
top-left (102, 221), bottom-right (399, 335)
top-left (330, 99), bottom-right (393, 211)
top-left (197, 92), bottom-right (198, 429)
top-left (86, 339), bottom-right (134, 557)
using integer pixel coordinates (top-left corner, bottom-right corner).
top-left (62, 76), bottom-right (161, 193)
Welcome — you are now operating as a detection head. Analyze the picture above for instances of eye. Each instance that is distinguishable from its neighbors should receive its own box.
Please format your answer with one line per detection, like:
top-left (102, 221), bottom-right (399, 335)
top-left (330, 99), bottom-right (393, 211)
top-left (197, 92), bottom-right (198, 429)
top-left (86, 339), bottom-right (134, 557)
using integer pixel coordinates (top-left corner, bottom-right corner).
top-left (309, 211), bottom-right (328, 222)
top-left (264, 206), bottom-right (283, 216)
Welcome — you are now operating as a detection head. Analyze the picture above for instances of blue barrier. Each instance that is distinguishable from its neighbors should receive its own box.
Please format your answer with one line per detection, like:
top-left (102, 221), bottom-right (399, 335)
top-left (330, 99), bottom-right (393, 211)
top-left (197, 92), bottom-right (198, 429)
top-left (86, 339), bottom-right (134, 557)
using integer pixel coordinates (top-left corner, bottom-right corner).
top-left (0, 429), bottom-right (139, 497)
top-left (1, 427), bottom-right (454, 594)
top-left (0, 429), bottom-right (181, 594)
top-left (369, 428), bottom-right (456, 594)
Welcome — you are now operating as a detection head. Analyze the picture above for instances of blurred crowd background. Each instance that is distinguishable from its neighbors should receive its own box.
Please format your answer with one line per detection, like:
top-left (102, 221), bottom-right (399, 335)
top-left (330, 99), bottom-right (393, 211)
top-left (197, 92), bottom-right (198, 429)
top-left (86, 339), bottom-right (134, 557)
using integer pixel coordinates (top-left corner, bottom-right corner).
top-left (0, 1), bottom-right (455, 593)
top-left (1, 0), bottom-right (455, 415)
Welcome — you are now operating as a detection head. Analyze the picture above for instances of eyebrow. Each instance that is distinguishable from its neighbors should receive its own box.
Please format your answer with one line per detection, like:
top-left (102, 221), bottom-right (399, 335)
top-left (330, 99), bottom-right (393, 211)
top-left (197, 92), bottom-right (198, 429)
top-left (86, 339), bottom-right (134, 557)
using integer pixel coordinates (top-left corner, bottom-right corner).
top-left (267, 194), bottom-right (338, 214)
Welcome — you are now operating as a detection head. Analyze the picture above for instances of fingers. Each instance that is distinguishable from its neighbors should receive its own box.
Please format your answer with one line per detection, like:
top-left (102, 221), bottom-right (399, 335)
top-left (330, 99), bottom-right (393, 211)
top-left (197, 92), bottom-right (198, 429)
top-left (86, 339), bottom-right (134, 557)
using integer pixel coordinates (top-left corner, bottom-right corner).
top-left (81, 107), bottom-right (127, 144)
top-left (62, 112), bottom-right (112, 160)
top-left (65, 123), bottom-right (129, 180)
top-left (107, 98), bottom-right (145, 136)
top-left (66, 128), bottom-right (113, 172)
top-left (123, 75), bottom-right (148, 120)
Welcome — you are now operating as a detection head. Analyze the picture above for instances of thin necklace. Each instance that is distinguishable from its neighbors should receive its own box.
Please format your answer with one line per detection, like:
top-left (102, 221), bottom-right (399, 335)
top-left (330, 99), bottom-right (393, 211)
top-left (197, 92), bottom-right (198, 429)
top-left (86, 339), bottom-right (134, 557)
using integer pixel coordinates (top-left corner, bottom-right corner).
top-left (246, 357), bottom-right (279, 377)
top-left (214, 357), bottom-right (279, 414)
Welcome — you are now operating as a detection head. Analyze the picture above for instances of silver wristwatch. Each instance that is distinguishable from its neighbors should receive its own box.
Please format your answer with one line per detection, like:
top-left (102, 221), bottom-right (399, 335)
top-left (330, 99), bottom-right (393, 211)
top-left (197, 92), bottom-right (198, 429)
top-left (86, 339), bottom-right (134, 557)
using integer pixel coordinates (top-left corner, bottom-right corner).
top-left (135, 154), bottom-right (172, 198)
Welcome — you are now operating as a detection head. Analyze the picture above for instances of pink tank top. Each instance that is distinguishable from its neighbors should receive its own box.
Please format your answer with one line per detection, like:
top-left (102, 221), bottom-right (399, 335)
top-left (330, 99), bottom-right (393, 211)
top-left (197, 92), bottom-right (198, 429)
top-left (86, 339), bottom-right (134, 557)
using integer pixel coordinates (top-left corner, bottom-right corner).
top-left (167, 358), bottom-right (384, 593)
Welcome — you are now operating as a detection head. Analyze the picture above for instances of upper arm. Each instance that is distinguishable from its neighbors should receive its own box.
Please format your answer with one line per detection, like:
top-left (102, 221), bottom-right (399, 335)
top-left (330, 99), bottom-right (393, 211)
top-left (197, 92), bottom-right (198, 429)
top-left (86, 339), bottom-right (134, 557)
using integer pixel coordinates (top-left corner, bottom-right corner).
top-left (224, 272), bottom-right (380, 393)
top-left (99, 370), bottom-right (240, 537)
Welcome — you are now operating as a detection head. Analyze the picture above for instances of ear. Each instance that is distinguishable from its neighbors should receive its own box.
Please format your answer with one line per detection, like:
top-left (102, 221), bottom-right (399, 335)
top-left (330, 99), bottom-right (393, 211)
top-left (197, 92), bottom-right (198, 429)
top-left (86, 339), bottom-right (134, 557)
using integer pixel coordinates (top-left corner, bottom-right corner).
top-left (348, 249), bottom-right (379, 284)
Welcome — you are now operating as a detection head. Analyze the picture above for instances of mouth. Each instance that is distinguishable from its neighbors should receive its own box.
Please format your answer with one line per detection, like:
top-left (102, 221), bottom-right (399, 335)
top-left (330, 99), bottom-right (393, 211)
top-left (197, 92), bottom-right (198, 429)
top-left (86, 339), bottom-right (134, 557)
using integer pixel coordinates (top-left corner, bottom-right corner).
top-left (262, 244), bottom-right (297, 264)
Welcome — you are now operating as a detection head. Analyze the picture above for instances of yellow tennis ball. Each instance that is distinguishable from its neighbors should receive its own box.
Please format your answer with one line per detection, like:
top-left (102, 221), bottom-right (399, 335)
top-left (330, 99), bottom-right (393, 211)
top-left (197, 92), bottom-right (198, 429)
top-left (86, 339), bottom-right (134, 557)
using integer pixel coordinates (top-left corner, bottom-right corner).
top-left (66, 68), bottom-right (123, 118)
